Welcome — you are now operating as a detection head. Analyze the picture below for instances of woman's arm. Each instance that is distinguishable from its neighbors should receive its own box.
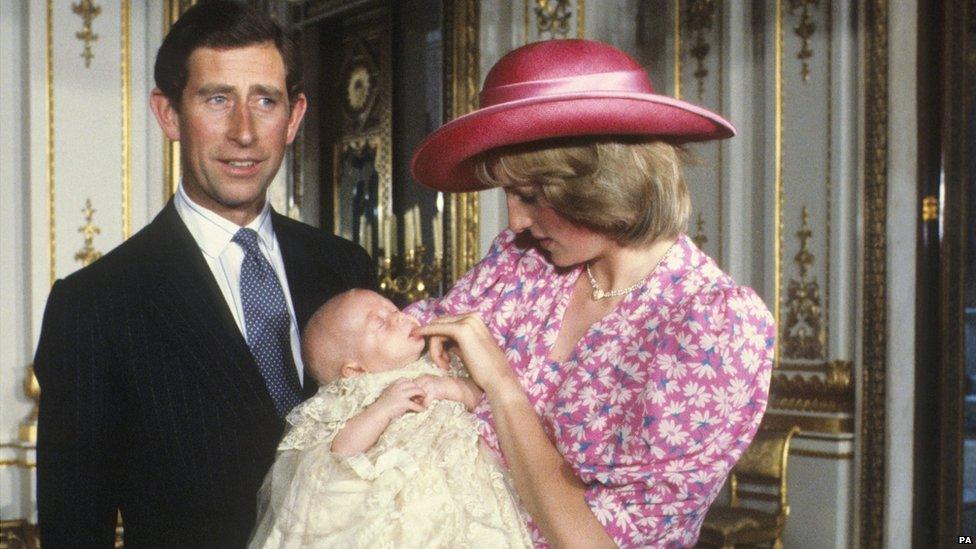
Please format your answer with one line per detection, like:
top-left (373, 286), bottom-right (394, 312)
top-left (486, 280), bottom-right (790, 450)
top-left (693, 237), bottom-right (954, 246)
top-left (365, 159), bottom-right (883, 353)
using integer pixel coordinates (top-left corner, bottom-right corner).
top-left (413, 316), bottom-right (615, 548)
top-left (330, 378), bottom-right (426, 456)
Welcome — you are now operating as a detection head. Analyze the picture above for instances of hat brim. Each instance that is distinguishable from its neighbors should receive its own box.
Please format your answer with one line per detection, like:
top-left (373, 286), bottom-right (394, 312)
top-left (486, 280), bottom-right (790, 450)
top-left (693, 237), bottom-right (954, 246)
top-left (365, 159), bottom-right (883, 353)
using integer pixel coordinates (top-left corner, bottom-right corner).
top-left (411, 92), bottom-right (736, 192)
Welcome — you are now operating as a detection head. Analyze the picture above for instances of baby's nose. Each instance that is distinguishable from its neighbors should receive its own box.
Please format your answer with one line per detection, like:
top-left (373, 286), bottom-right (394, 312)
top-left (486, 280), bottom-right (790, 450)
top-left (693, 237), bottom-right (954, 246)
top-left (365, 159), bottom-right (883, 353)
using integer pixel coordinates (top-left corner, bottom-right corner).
top-left (399, 312), bottom-right (421, 327)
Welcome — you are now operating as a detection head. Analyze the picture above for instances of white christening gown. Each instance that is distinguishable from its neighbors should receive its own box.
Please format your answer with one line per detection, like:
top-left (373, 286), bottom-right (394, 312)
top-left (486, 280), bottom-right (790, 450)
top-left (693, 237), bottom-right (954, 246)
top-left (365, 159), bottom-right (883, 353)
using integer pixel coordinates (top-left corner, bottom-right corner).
top-left (249, 355), bottom-right (531, 548)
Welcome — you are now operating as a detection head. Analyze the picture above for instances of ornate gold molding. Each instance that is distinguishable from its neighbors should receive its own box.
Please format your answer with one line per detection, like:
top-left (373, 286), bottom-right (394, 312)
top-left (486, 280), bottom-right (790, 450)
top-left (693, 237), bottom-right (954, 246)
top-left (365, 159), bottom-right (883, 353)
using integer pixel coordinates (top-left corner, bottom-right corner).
top-left (72, 0), bottom-right (102, 68)
top-left (783, 206), bottom-right (826, 359)
top-left (860, 0), bottom-right (888, 546)
top-left (19, 364), bottom-right (40, 444)
top-left (684, 0), bottom-right (716, 99)
top-left (774, 0), bottom-right (784, 363)
top-left (163, 1), bottom-right (197, 200)
top-left (762, 412), bottom-right (853, 434)
top-left (769, 360), bottom-right (853, 413)
top-left (47, 0), bottom-right (55, 287)
top-left (922, 195), bottom-right (939, 221)
top-left (74, 199), bottom-right (103, 266)
top-left (787, 0), bottom-right (818, 82)
top-left (533, 0), bottom-right (572, 38)
top-left (445, 0), bottom-right (480, 283)
top-left (791, 447), bottom-right (854, 460)
top-left (692, 212), bottom-right (707, 249)
top-left (121, 0), bottom-right (131, 238)
top-left (673, 1), bottom-right (682, 98)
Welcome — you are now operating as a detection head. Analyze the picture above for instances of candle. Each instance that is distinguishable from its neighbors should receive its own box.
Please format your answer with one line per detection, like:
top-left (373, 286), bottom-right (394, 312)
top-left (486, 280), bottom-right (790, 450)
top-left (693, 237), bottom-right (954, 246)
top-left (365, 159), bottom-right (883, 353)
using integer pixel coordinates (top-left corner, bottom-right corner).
top-left (433, 193), bottom-right (444, 259)
top-left (390, 214), bottom-right (398, 256)
top-left (412, 206), bottom-right (422, 249)
top-left (404, 209), bottom-right (414, 253)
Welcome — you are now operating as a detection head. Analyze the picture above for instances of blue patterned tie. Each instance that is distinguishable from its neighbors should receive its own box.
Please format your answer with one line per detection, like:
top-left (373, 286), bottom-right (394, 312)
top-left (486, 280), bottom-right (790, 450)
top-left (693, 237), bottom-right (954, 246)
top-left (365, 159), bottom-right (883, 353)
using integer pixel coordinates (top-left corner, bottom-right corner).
top-left (233, 228), bottom-right (301, 417)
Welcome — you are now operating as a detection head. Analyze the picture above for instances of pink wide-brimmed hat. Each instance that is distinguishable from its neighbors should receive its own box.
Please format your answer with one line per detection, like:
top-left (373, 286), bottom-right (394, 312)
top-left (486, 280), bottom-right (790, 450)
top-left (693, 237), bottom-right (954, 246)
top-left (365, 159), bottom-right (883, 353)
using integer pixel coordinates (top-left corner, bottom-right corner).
top-left (411, 39), bottom-right (736, 192)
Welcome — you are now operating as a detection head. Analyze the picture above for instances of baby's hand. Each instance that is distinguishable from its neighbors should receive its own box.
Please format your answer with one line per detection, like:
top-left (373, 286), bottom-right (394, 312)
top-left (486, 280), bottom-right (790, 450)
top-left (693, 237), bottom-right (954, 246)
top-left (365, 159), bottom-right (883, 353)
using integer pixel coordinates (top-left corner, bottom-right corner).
top-left (372, 378), bottom-right (427, 420)
top-left (414, 375), bottom-right (483, 411)
top-left (414, 375), bottom-right (459, 405)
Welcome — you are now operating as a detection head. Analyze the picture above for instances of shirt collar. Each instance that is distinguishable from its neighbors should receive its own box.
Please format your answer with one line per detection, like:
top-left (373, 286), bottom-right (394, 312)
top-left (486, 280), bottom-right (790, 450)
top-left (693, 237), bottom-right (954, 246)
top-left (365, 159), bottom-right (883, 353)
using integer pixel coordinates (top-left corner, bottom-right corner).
top-left (175, 182), bottom-right (276, 259)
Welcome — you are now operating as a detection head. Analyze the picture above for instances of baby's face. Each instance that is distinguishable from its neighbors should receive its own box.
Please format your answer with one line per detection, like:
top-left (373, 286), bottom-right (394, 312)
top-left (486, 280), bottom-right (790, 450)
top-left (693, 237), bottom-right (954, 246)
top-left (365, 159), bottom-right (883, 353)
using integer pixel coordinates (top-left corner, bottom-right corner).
top-left (344, 291), bottom-right (425, 374)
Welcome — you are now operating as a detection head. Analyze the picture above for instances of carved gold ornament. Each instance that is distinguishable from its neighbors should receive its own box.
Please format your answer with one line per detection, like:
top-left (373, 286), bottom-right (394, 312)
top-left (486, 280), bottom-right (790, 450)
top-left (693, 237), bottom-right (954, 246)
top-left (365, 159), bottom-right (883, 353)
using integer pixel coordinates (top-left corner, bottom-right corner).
top-left (534, 0), bottom-right (572, 38)
top-left (770, 360), bottom-right (853, 413)
top-left (19, 364), bottom-right (40, 444)
top-left (379, 245), bottom-right (444, 303)
top-left (684, 0), bottom-right (717, 99)
top-left (922, 195), bottom-right (939, 222)
top-left (787, 0), bottom-right (819, 82)
top-left (692, 212), bottom-right (708, 249)
top-left (782, 206), bottom-right (825, 359)
top-left (74, 199), bottom-right (103, 267)
top-left (346, 65), bottom-right (371, 112)
top-left (72, 0), bottom-right (102, 68)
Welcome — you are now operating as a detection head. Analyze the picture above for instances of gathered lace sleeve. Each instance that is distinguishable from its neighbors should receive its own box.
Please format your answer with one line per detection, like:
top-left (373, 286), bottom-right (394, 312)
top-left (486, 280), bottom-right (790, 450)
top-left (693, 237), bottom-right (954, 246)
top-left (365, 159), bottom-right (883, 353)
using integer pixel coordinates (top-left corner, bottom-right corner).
top-left (278, 383), bottom-right (372, 452)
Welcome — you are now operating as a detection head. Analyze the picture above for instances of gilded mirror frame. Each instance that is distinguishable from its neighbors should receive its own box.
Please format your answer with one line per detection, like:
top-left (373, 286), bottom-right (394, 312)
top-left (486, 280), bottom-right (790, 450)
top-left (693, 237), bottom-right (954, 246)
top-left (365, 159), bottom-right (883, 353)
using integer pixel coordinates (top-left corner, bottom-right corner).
top-left (161, 0), bottom-right (481, 289)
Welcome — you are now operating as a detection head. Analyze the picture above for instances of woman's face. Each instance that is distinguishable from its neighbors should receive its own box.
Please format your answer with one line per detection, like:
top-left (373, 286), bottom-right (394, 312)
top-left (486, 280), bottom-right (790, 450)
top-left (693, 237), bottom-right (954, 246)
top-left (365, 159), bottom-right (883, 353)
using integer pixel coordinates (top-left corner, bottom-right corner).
top-left (504, 184), bottom-right (613, 267)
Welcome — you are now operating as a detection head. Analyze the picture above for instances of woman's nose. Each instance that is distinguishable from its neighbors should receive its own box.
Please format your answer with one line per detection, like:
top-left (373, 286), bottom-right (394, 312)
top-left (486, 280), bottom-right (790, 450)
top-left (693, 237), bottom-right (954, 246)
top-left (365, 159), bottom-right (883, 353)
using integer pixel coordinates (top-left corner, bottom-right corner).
top-left (506, 195), bottom-right (532, 232)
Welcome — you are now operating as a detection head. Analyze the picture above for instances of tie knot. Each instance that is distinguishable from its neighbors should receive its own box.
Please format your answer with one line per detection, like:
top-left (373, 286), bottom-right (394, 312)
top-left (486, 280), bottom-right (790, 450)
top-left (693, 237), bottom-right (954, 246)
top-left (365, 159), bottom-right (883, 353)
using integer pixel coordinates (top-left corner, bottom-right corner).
top-left (233, 228), bottom-right (261, 255)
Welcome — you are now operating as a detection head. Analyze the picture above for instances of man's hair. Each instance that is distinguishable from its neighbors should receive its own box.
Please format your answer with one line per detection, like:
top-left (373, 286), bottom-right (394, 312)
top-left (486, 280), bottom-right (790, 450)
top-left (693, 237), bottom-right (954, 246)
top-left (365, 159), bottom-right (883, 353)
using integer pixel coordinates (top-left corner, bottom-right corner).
top-left (153, 0), bottom-right (303, 110)
top-left (474, 138), bottom-right (692, 245)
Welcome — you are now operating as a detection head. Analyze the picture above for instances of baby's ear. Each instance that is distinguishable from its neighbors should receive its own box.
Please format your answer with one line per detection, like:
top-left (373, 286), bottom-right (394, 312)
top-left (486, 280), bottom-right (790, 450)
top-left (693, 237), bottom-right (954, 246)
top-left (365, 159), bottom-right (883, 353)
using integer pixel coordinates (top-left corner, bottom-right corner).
top-left (340, 362), bottom-right (366, 379)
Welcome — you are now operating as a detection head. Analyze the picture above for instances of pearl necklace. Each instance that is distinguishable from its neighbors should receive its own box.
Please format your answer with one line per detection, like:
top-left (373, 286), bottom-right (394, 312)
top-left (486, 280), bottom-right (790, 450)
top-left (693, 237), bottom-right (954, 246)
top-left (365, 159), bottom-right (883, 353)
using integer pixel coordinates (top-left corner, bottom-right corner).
top-left (584, 242), bottom-right (675, 301)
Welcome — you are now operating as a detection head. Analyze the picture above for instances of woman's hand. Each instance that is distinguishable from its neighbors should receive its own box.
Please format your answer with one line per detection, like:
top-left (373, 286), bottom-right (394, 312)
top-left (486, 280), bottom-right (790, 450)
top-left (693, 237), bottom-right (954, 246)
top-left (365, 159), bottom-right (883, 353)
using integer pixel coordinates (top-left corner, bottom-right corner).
top-left (412, 314), bottom-right (519, 396)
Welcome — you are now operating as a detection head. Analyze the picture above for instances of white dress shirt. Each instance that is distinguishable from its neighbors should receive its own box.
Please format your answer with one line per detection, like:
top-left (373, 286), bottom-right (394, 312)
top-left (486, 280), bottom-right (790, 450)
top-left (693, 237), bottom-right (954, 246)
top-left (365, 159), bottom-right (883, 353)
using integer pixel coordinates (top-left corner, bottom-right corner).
top-left (174, 184), bottom-right (305, 386)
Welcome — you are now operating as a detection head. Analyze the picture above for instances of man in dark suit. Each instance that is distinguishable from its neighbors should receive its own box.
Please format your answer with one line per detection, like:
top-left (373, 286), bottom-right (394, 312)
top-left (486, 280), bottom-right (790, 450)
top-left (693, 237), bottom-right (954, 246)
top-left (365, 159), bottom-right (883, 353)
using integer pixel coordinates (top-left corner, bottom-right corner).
top-left (34, 2), bottom-right (374, 546)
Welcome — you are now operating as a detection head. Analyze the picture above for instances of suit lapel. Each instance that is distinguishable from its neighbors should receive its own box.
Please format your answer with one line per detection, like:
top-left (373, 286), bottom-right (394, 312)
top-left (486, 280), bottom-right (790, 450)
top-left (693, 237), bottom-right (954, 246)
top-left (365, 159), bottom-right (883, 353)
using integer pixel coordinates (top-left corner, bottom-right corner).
top-left (146, 201), bottom-right (280, 415)
top-left (272, 212), bottom-right (348, 398)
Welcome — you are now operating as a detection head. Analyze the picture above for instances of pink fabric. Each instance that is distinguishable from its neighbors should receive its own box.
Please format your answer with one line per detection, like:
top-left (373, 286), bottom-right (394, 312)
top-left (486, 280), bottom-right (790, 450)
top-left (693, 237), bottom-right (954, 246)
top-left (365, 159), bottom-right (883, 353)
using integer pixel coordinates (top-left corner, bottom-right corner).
top-left (406, 230), bottom-right (774, 548)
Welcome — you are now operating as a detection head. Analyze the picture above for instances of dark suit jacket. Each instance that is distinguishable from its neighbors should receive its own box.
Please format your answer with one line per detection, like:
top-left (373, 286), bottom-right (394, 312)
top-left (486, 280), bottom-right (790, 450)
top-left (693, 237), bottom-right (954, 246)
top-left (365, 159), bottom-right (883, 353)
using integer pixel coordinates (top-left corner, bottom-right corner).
top-left (34, 201), bottom-right (375, 548)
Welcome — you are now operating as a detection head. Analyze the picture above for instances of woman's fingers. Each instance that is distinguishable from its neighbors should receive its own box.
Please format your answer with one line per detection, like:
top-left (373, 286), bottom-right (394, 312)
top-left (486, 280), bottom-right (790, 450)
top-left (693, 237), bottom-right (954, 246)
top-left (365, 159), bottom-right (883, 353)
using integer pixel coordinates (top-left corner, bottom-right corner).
top-left (426, 335), bottom-right (453, 370)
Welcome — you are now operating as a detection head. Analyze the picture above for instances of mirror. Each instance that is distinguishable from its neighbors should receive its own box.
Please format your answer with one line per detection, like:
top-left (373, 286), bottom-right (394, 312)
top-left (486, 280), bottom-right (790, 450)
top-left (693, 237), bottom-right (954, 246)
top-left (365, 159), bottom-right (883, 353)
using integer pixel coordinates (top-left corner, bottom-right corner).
top-left (289, 0), bottom-right (480, 306)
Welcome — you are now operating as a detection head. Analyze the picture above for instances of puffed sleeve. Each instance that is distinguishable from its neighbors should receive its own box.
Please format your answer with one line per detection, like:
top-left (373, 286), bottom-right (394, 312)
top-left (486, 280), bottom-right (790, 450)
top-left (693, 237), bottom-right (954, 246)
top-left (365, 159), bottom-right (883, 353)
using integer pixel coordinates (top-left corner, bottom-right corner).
top-left (578, 285), bottom-right (775, 547)
top-left (404, 229), bottom-right (523, 329)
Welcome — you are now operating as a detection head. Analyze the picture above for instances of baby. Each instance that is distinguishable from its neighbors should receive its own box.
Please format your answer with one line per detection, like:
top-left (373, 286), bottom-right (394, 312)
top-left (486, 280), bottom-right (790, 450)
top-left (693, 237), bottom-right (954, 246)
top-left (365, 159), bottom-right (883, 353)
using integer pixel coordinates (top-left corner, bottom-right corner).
top-left (249, 289), bottom-right (530, 548)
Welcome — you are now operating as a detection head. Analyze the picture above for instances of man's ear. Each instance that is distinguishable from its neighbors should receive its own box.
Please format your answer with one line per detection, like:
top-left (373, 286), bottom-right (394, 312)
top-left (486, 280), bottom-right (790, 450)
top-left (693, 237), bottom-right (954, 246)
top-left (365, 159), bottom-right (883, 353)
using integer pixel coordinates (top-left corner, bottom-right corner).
top-left (150, 88), bottom-right (181, 141)
top-left (285, 93), bottom-right (307, 144)
top-left (340, 362), bottom-right (366, 379)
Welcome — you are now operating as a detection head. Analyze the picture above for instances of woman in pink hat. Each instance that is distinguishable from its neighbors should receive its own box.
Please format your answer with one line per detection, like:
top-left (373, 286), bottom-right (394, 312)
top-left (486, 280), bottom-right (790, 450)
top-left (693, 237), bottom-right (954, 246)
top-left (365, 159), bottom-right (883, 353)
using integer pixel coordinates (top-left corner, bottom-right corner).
top-left (409, 39), bottom-right (774, 548)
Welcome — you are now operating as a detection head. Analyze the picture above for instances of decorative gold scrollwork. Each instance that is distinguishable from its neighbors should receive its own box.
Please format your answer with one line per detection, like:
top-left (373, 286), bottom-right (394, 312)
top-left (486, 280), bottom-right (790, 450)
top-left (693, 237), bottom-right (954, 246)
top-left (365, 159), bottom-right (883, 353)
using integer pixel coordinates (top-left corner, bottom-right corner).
top-left (19, 364), bottom-right (40, 444)
top-left (787, 0), bottom-right (819, 82)
top-left (692, 212), bottom-right (708, 250)
top-left (379, 246), bottom-right (444, 304)
top-left (74, 199), bottom-right (103, 267)
top-left (533, 0), bottom-right (573, 38)
top-left (922, 195), bottom-right (939, 222)
top-left (71, 0), bottom-right (102, 68)
top-left (782, 206), bottom-right (825, 359)
top-left (684, 0), bottom-right (716, 99)
top-left (770, 360), bottom-right (853, 413)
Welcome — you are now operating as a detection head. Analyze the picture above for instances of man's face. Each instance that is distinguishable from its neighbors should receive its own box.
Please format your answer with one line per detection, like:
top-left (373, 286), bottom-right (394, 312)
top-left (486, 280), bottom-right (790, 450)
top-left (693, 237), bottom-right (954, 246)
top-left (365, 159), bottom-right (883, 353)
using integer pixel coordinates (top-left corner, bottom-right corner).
top-left (151, 42), bottom-right (306, 225)
top-left (344, 291), bottom-right (425, 374)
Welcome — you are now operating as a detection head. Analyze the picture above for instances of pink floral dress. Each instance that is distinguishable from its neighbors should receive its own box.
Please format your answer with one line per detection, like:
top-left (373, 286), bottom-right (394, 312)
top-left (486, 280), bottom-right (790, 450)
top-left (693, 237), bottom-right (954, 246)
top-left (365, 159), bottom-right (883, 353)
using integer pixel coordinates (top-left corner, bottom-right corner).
top-left (406, 230), bottom-right (774, 547)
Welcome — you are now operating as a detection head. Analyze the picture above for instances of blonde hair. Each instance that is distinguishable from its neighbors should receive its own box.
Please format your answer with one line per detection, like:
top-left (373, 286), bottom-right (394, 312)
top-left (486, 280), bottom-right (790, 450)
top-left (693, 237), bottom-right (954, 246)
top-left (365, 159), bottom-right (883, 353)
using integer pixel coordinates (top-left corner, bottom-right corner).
top-left (474, 139), bottom-right (692, 245)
